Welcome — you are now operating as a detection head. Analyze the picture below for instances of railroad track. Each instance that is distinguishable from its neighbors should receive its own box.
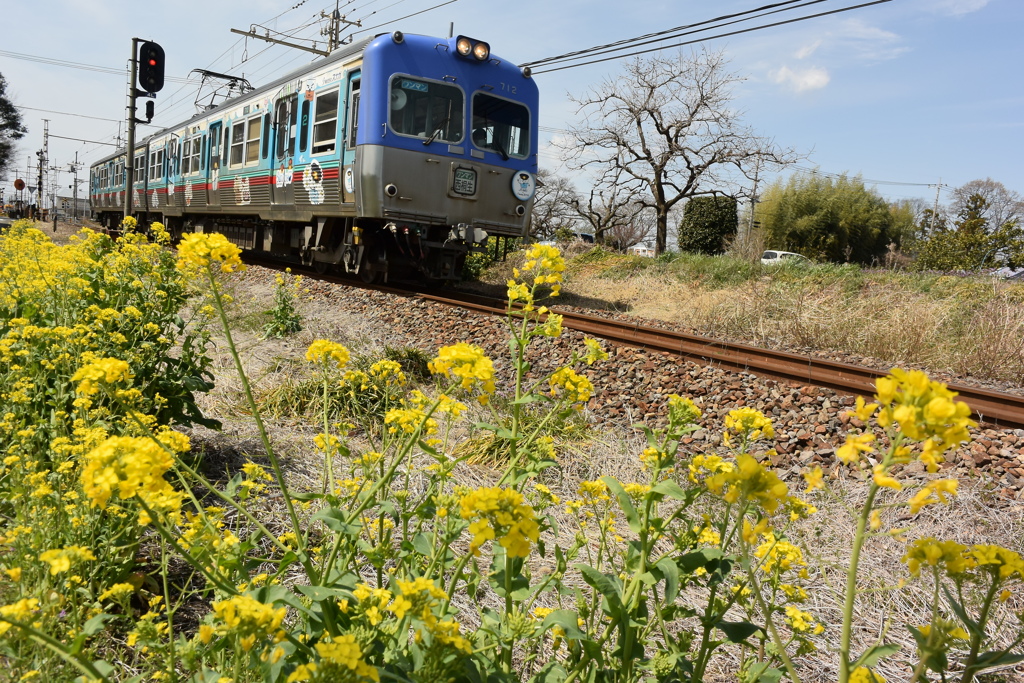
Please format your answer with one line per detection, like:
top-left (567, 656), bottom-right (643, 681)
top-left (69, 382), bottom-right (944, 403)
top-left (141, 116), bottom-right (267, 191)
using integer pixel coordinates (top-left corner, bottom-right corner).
top-left (245, 255), bottom-right (1024, 430)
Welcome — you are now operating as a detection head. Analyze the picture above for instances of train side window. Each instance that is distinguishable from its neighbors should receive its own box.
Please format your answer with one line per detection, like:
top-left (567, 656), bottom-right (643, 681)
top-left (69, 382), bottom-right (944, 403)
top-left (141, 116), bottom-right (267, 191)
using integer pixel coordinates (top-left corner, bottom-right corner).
top-left (189, 138), bottom-right (202, 175)
top-left (168, 139), bottom-right (178, 175)
top-left (312, 88), bottom-right (339, 154)
top-left (471, 93), bottom-right (530, 159)
top-left (209, 124), bottom-right (221, 170)
top-left (182, 139), bottom-right (191, 176)
top-left (200, 135), bottom-right (206, 171)
top-left (299, 99), bottom-right (310, 153)
top-left (262, 113), bottom-right (271, 159)
top-left (389, 76), bottom-right (464, 143)
top-left (148, 149), bottom-right (159, 181)
top-left (245, 116), bottom-right (262, 164)
top-left (230, 123), bottom-right (245, 167)
top-left (223, 127), bottom-right (230, 168)
top-left (134, 153), bottom-right (145, 183)
top-left (347, 79), bottom-right (360, 147)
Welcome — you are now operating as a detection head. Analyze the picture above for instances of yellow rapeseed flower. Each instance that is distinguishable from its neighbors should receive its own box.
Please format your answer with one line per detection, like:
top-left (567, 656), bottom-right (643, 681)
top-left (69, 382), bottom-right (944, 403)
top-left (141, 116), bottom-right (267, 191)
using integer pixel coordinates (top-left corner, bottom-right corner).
top-left (460, 486), bottom-right (540, 558)
top-left (38, 545), bottom-right (96, 575)
top-left (305, 340), bottom-right (351, 368)
top-left (176, 232), bottom-right (245, 272)
top-left (428, 343), bottom-right (496, 404)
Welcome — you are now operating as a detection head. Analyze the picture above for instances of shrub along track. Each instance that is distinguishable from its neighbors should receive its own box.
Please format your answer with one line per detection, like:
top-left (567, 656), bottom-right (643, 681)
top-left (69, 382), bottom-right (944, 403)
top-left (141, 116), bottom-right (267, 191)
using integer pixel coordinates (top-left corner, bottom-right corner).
top-left (241, 256), bottom-right (1024, 498)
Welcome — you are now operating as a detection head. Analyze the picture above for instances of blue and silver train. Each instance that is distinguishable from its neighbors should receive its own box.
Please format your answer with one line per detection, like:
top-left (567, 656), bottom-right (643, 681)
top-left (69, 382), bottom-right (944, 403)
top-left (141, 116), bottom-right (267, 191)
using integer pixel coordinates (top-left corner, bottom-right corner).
top-left (89, 32), bottom-right (539, 281)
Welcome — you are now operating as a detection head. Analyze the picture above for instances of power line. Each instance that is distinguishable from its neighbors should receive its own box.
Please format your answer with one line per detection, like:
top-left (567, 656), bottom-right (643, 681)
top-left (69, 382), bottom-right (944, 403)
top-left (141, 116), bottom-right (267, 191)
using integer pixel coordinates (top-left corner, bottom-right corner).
top-left (0, 49), bottom-right (193, 84)
top-left (350, 0), bottom-right (460, 36)
top-left (18, 106), bottom-right (122, 123)
top-left (522, 0), bottom-right (823, 68)
top-left (791, 165), bottom-right (951, 190)
top-left (529, 0), bottom-right (892, 74)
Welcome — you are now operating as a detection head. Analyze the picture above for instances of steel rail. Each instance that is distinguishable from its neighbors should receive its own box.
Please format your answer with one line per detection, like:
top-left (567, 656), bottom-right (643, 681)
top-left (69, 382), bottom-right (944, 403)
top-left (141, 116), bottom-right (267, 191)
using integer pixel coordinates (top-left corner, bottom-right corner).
top-left (410, 289), bottom-right (1024, 430)
top-left (243, 256), bottom-right (1024, 429)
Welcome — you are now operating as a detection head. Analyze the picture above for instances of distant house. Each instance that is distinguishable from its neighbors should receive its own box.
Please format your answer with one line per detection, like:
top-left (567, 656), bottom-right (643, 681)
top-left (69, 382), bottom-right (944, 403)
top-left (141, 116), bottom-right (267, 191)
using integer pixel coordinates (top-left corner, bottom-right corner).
top-left (56, 195), bottom-right (91, 219)
top-left (628, 245), bottom-right (655, 258)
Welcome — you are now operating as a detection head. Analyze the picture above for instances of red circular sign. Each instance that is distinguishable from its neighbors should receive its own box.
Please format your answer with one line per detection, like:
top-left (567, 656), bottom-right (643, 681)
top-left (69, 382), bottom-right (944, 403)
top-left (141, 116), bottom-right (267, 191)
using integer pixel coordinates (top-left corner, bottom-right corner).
top-left (13, 179), bottom-right (25, 191)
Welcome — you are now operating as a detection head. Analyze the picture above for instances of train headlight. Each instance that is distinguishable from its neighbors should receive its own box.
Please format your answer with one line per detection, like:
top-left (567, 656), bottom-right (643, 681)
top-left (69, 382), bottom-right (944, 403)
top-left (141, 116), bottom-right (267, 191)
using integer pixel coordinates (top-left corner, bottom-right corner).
top-left (455, 35), bottom-right (489, 61)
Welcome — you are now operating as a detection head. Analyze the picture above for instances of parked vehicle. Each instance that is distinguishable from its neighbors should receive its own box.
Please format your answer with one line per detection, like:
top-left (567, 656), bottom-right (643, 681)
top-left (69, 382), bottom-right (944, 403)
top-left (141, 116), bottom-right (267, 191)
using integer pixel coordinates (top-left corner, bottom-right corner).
top-left (761, 250), bottom-right (810, 266)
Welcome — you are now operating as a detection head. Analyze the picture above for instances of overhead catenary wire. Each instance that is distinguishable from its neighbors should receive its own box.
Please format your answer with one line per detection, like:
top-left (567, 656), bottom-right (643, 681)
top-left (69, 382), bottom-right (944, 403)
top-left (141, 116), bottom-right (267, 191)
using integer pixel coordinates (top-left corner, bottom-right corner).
top-left (527, 0), bottom-right (892, 74)
top-left (522, 0), bottom-right (825, 68)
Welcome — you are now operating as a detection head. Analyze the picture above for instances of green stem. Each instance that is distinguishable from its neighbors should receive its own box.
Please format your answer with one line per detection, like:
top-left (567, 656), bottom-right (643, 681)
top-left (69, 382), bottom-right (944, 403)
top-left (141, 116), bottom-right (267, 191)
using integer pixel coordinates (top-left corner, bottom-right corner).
top-left (839, 480), bottom-right (880, 682)
top-left (503, 552), bottom-right (514, 673)
top-left (0, 618), bottom-right (110, 681)
top-left (206, 267), bottom-right (306, 560)
top-left (960, 571), bottom-right (1002, 683)
top-left (743, 547), bottom-right (801, 683)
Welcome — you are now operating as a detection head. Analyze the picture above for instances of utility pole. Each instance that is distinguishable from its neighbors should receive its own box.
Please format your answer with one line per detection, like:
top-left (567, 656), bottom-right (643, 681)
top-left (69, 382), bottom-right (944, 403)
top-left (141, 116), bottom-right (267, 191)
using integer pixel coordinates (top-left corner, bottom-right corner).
top-left (70, 152), bottom-right (81, 222)
top-left (747, 159), bottom-right (761, 240)
top-left (231, 8), bottom-right (360, 56)
top-left (930, 178), bottom-right (942, 232)
top-left (125, 38), bottom-right (139, 220)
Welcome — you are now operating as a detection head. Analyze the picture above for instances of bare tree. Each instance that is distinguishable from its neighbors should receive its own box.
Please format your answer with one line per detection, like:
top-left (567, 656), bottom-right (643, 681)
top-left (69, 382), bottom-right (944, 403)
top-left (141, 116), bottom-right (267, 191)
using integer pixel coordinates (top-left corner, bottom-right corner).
top-left (950, 178), bottom-right (1023, 230)
top-left (605, 203), bottom-right (656, 251)
top-left (560, 49), bottom-right (796, 254)
top-left (530, 170), bottom-right (581, 240)
top-left (569, 169), bottom-right (645, 245)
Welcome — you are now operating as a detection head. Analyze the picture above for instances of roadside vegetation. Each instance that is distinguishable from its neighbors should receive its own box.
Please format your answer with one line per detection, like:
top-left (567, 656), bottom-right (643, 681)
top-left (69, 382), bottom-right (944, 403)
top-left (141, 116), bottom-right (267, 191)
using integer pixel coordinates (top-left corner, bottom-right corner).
top-left (2, 220), bottom-right (1023, 683)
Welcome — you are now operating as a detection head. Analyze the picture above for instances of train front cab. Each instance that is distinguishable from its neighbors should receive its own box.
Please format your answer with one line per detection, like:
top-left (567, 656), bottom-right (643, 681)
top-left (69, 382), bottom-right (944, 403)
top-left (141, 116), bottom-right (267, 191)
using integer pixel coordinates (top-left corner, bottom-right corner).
top-left (313, 32), bottom-right (539, 281)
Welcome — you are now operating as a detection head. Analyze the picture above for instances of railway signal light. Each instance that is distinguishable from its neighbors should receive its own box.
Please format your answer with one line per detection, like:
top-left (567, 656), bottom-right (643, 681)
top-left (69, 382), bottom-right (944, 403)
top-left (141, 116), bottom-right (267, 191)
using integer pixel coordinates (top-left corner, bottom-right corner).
top-left (138, 41), bottom-right (165, 93)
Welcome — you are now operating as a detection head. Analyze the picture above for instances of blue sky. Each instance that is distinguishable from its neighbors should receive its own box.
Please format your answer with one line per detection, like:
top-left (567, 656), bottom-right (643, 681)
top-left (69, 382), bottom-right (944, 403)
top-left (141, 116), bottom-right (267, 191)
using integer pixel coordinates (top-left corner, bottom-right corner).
top-left (1, 0), bottom-right (1020, 208)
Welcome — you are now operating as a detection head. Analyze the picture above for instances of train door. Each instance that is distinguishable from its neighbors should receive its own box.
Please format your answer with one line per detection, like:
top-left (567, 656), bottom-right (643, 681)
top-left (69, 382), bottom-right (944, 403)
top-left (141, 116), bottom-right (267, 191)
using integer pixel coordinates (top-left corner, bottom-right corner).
top-left (341, 71), bottom-right (360, 205)
top-left (208, 122), bottom-right (222, 208)
top-left (167, 137), bottom-right (181, 208)
top-left (271, 94), bottom-right (297, 206)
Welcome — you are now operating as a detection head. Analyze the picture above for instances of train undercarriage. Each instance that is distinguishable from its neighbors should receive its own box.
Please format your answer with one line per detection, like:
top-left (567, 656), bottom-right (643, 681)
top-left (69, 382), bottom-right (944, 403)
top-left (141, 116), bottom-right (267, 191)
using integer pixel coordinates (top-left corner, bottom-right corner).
top-left (97, 210), bottom-right (489, 283)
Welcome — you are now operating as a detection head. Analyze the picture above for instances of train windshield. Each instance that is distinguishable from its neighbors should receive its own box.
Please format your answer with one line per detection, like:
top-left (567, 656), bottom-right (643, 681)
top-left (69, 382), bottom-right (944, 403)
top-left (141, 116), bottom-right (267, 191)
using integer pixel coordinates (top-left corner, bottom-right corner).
top-left (471, 93), bottom-right (530, 159)
top-left (389, 77), bottom-right (464, 143)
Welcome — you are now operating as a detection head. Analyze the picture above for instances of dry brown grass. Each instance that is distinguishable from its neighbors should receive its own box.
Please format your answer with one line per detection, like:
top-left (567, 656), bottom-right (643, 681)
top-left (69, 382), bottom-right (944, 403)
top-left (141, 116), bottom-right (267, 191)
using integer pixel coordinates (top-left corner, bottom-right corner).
top-left (551, 254), bottom-right (1024, 387)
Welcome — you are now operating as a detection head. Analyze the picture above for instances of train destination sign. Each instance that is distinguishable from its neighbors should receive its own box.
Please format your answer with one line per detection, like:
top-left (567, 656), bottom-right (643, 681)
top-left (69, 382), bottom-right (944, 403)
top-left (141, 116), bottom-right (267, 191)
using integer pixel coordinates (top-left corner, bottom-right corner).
top-left (452, 168), bottom-right (477, 196)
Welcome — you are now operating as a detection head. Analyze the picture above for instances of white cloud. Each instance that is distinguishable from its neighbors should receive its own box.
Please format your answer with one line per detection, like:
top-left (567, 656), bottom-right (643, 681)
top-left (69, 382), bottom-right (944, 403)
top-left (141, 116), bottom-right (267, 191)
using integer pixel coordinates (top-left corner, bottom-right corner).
top-left (931, 0), bottom-right (989, 16)
top-left (834, 19), bottom-right (910, 62)
top-left (795, 40), bottom-right (822, 60)
top-left (770, 65), bottom-right (830, 92)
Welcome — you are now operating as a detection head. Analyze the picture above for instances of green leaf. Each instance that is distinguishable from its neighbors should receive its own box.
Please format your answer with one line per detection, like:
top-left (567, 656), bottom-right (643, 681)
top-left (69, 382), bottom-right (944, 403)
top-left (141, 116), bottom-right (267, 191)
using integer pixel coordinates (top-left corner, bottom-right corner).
top-left (490, 552), bottom-right (531, 600)
top-left (412, 532), bottom-right (433, 556)
top-left (82, 613), bottom-right (114, 637)
top-left (716, 620), bottom-right (763, 644)
top-left (312, 508), bottom-right (361, 535)
top-left (677, 548), bottom-right (724, 573)
top-left (540, 610), bottom-right (587, 640)
top-left (295, 585), bottom-right (349, 602)
top-left (655, 557), bottom-right (680, 603)
top-left (601, 476), bottom-right (642, 534)
top-left (943, 585), bottom-right (981, 637)
top-left (650, 479), bottom-right (689, 501)
top-left (529, 662), bottom-right (568, 683)
top-left (287, 491), bottom-right (325, 501)
top-left (744, 662), bottom-right (784, 683)
top-left (852, 642), bottom-right (900, 670)
top-left (576, 563), bottom-right (623, 612)
top-left (967, 651), bottom-right (1024, 674)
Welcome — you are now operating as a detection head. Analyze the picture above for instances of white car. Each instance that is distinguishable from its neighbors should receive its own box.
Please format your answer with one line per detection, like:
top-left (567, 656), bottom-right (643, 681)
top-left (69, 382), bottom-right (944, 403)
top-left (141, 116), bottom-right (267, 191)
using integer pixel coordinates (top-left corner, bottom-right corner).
top-left (761, 250), bottom-right (810, 266)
